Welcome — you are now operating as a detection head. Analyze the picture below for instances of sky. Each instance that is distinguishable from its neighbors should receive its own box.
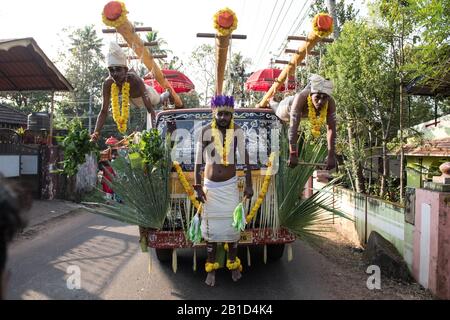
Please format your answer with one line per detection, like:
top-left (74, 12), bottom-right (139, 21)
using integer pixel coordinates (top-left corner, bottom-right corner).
top-left (0, 0), bottom-right (367, 89)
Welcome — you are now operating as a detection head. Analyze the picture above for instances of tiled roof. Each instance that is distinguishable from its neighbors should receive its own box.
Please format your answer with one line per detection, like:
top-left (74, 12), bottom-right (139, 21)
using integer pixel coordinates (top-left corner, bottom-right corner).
top-left (402, 137), bottom-right (450, 157)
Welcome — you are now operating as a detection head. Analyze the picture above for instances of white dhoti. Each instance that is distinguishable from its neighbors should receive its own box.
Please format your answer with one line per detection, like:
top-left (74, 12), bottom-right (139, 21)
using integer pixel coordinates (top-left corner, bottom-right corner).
top-left (130, 84), bottom-right (161, 107)
top-left (201, 176), bottom-right (240, 242)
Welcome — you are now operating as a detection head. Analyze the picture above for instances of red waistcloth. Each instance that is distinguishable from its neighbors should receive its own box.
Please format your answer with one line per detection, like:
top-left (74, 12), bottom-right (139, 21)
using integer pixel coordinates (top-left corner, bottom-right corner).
top-left (101, 165), bottom-right (116, 194)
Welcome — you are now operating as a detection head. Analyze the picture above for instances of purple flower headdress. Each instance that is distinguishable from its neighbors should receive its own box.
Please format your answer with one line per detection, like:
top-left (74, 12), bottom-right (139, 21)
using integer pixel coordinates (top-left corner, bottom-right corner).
top-left (210, 95), bottom-right (235, 113)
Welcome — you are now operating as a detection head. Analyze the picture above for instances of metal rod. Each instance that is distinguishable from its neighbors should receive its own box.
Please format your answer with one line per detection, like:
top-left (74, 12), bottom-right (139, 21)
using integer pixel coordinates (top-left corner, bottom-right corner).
top-left (285, 48), bottom-right (319, 55)
top-left (196, 33), bottom-right (247, 39)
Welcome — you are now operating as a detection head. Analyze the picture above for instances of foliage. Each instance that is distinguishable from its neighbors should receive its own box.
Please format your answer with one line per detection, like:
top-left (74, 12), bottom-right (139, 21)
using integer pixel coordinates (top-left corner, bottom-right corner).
top-left (225, 52), bottom-right (252, 106)
top-left (55, 25), bottom-right (108, 122)
top-left (188, 44), bottom-right (216, 107)
top-left (82, 139), bottom-right (172, 229)
top-left (276, 127), bottom-right (349, 241)
top-left (136, 129), bottom-right (165, 165)
top-left (58, 119), bottom-right (99, 177)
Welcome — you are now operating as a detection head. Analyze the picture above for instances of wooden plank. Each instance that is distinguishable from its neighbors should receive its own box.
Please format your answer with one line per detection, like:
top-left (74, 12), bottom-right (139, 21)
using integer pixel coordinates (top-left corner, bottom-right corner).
top-left (102, 27), bottom-right (152, 33)
top-left (287, 35), bottom-right (334, 43)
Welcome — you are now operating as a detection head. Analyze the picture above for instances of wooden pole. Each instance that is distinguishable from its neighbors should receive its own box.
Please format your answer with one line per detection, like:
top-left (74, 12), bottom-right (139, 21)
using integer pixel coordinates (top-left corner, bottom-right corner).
top-left (102, 1), bottom-right (183, 108)
top-left (215, 35), bottom-right (230, 95)
top-left (257, 14), bottom-right (333, 108)
top-left (48, 91), bottom-right (55, 145)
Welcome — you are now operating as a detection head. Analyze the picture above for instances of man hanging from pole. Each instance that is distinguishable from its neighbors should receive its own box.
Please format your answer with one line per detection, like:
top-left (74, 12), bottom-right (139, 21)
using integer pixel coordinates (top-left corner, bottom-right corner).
top-left (91, 42), bottom-right (171, 141)
top-left (269, 74), bottom-right (337, 171)
top-left (194, 95), bottom-right (253, 287)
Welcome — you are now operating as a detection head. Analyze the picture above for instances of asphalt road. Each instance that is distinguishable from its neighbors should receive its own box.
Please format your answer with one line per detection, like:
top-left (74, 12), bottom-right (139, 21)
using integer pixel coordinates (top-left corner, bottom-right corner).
top-left (6, 210), bottom-right (346, 300)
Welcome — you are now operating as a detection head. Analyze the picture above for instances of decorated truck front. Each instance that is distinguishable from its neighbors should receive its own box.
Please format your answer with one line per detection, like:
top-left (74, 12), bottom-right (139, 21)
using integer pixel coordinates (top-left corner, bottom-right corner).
top-left (149, 108), bottom-right (295, 261)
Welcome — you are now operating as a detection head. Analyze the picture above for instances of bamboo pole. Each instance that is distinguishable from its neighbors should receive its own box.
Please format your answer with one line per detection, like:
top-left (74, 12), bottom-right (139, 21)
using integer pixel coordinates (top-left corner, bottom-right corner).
top-left (102, 1), bottom-right (183, 108)
top-left (213, 8), bottom-right (238, 95)
top-left (257, 14), bottom-right (333, 108)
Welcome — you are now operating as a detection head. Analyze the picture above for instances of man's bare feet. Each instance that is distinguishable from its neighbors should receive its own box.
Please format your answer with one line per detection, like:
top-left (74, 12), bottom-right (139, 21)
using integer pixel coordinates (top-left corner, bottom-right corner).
top-left (205, 271), bottom-right (216, 286)
top-left (231, 269), bottom-right (242, 282)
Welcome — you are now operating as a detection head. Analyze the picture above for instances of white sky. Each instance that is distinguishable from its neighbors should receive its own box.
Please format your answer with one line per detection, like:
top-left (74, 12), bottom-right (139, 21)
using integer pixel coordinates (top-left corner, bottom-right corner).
top-left (0, 0), bottom-right (367, 83)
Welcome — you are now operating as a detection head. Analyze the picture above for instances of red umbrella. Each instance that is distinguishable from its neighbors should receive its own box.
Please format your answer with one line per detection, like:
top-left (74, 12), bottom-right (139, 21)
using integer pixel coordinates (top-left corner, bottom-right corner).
top-left (245, 68), bottom-right (296, 92)
top-left (144, 69), bottom-right (195, 94)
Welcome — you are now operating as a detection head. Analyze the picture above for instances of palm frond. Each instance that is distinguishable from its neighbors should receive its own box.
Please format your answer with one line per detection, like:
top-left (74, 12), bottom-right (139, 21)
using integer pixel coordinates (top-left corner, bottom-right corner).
top-left (276, 127), bottom-right (350, 242)
top-left (82, 141), bottom-right (172, 229)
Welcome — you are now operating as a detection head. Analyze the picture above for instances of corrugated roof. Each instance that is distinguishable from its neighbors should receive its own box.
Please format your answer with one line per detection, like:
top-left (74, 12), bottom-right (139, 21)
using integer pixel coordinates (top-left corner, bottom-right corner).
top-left (0, 104), bottom-right (27, 125)
top-left (0, 38), bottom-right (73, 92)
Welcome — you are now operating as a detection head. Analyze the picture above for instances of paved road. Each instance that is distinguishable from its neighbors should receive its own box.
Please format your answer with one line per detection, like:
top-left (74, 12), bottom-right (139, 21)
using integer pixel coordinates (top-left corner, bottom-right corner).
top-left (6, 210), bottom-right (346, 300)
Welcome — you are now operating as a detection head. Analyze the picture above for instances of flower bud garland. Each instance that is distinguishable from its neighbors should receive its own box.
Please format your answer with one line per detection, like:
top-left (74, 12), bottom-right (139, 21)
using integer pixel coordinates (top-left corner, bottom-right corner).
top-left (307, 95), bottom-right (328, 139)
top-left (211, 117), bottom-right (234, 166)
top-left (111, 82), bottom-right (130, 134)
top-left (246, 152), bottom-right (276, 223)
top-left (102, 1), bottom-right (129, 28)
top-left (173, 161), bottom-right (201, 210)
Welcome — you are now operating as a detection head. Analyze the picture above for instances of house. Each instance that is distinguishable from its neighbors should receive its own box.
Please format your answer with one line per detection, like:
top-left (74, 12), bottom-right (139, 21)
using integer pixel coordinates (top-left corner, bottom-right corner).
top-left (403, 114), bottom-right (450, 188)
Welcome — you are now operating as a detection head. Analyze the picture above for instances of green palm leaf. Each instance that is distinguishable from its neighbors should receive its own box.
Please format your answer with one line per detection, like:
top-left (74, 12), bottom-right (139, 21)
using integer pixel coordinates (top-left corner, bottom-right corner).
top-left (276, 127), bottom-right (350, 241)
top-left (82, 140), bottom-right (171, 229)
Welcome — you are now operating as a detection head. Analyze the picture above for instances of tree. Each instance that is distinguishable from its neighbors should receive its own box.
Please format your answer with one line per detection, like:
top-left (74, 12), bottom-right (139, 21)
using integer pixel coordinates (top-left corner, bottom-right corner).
top-left (225, 52), bottom-right (252, 107)
top-left (56, 25), bottom-right (107, 118)
top-left (324, 21), bottom-right (400, 196)
top-left (188, 44), bottom-right (215, 107)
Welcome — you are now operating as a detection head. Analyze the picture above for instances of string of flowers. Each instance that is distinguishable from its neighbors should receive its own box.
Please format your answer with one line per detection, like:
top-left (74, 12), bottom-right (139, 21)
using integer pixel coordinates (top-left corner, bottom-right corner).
top-left (307, 95), bottom-right (328, 139)
top-left (205, 262), bottom-right (220, 273)
top-left (246, 152), bottom-right (276, 223)
top-left (111, 82), bottom-right (130, 134)
top-left (226, 257), bottom-right (243, 272)
top-left (211, 117), bottom-right (234, 166)
top-left (213, 8), bottom-right (238, 37)
top-left (312, 13), bottom-right (334, 38)
top-left (102, 1), bottom-right (129, 28)
top-left (173, 161), bottom-right (201, 210)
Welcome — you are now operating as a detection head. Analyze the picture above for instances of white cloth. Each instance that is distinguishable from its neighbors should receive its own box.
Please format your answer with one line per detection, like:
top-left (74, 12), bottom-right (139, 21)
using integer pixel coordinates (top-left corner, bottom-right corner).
top-left (270, 95), bottom-right (295, 123)
top-left (107, 42), bottom-right (127, 67)
top-left (130, 84), bottom-right (161, 107)
top-left (201, 176), bottom-right (240, 242)
top-left (309, 74), bottom-right (333, 96)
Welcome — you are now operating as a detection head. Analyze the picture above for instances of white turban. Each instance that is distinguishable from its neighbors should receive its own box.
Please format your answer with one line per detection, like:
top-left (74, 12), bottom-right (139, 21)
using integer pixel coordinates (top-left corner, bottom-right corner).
top-left (107, 42), bottom-right (127, 68)
top-left (310, 74), bottom-right (333, 97)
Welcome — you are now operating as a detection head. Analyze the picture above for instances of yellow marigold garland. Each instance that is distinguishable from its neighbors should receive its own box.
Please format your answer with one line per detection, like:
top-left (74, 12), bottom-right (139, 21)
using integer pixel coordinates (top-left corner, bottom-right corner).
top-left (173, 161), bottom-right (201, 210)
top-left (307, 94), bottom-right (328, 139)
top-left (102, 1), bottom-right (129, 28)
top-left (246, 152), bottom-right (276, 224)
top-left (312, 13), bottom-right (334, 38)
top-left (226, 257), bottom-right (243, 272)
top-left (205, 262), bottom-right (220, 273)
top-left (213, 8), bottom-right (238, 37)
top-left (111, 82), bottom-right (130, 134)
top-left (211, 117), bottom-right (234, 166)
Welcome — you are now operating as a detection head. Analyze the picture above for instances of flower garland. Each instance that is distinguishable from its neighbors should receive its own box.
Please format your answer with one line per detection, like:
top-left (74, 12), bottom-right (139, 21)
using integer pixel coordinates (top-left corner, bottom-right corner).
top-left (102, 1), bottom-right (129, 28)
top-left (312, 13), bottom-right (334, 38)
top-left (226, 257), bottom-right (243, 272)
top-left (205, 262), bottom-right (220, 273)
top-left (307, 95), bottom-right (328, 139)
top-left (111, 82), bottom-right (130, 134)
top-left (173, 161), bottom-right (201, 210)
top-left (246, 152), bottom-right (276, 223)
top-left (213, 8), bottom-right (238, 37)
top-left (211, 117), bottom-right (234, 166)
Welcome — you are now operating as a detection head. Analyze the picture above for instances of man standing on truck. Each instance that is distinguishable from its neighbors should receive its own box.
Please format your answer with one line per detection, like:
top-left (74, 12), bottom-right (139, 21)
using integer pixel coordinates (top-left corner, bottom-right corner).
top-left (194, 95), bottom-right (253, 287)
top-left (91, 42), bottom-right (171, 141)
